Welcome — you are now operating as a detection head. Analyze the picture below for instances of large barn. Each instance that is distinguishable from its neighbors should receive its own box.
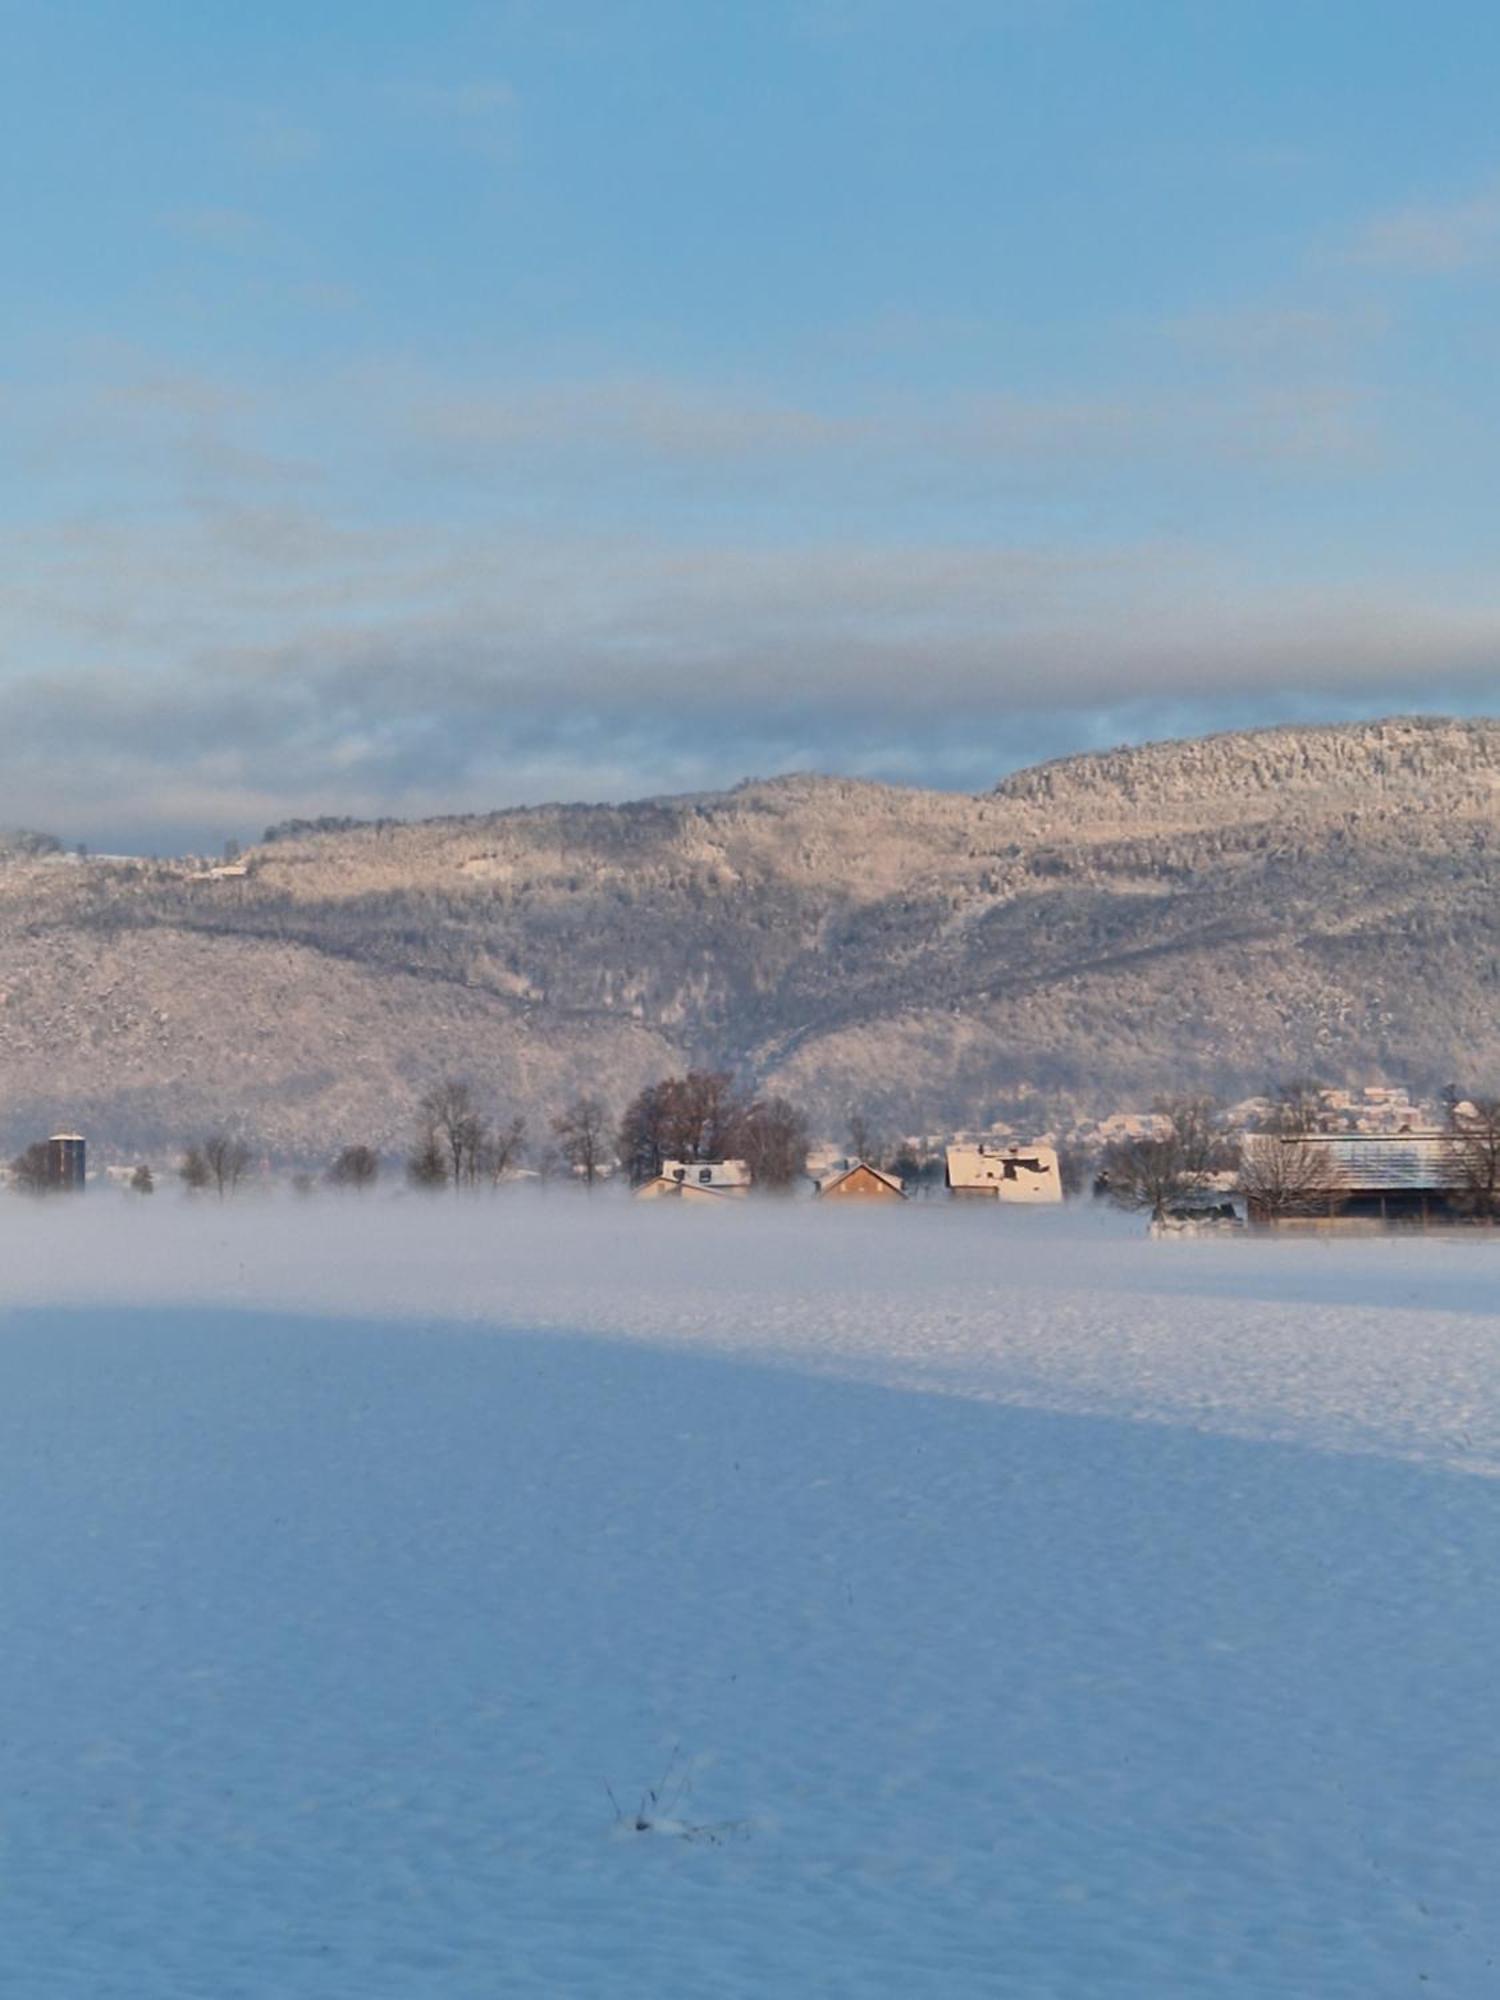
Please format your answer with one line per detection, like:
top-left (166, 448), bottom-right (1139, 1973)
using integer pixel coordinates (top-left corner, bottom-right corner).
top-left (1241, 1132), bottom-right (1475, 1227)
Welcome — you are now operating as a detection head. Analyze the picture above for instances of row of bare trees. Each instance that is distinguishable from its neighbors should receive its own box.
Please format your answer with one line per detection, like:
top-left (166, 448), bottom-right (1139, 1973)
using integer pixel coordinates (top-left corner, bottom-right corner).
top-left (397, 1070), bottom-right (813, 1194)
top-left (406, 1079), bottom-right (527, 1191)
top-left (403, 1080), bottom-right (622, 1191)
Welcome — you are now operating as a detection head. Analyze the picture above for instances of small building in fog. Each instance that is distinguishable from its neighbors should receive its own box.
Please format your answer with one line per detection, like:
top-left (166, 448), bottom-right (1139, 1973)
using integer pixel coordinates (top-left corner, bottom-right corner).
top-left (47, 1133), bottom-right (86, 1191)
top-left (655, 1160), bottom-right (751, 1196)
top-left (636, 1173), bottom-right (734, 1203)
top-left (816, 1160), bottom-right (907, 1202)
top-left (945, 1143), bottom-right (1063, 1205)
top-left (636, 1159), bottom-right (751, 1202)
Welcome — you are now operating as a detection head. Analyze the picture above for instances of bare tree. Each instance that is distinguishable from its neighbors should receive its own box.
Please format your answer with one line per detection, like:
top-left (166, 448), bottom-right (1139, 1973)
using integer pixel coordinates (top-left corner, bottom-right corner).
top-left (1103, 1096), bottom-right (1225, 1220)
top-left (1055, 1143), bottom-right (1095, 1200)
top-left (1263, 1077), bottom-right (1331, 1137)
top-left (847, 1111), bottom-right (882, 1166)
top-left (887, 1145), bottom-right (945, 1196)
top-left (9, 1141), bottom-right (53, 1194)
top-left (201, 1133), bottom-right (252, 1199)
top-left (739, 1095), bottom-right (809, 1192)
top-left (417, 1079), bottom-right (485, 1191)
top-left (664, 1071), bottom-right (746, 1163)
top-left (328, 1144), bottom-right (380, 1190)
top-left (1238, 1132), bottom-right (1339, 1221)
top-left (1448, 1096), bottom-right (1500, 1217)
top-left (553, 1095), bottom-right (610, 1187)
top-left (618, 1082), bottom-right (673, 1186)
top-left (481, 1115), bottom-right (527, 1186)
top-left (406, 1132), bottom-right (448, 1190)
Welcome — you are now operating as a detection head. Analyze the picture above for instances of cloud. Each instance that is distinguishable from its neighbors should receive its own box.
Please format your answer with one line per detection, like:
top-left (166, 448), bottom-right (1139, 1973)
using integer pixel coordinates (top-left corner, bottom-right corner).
top-left (0, 346), bottom-right (1462, 847)
top-left (389, 79), bottom-right (520, 158)
top-left (375, 362), bottom-right (1381, 487)
top-left (165, 207), bottom-right (273, 253)
top-left (393, 374), bottom-right (858, 468)
top-left (240, 112), bottom-right (322, 171)
top-left (1169, 303), bottom-right (1387, 366)
top-left (405, 81), bottom-right (518, 119)
top-left (1343, 184), bottom-right (1500, 274)
top-left (289, 280), bottom-right (361, 313)
top-left (6, 492), bottom-right (1500, 848)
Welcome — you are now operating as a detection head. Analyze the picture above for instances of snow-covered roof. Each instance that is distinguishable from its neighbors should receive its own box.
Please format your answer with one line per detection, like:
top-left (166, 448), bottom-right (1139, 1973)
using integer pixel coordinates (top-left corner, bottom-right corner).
top-left (817, 1160), bottom-right (906, 1198)
top-left (635, 1173), bottom-right (734, 1202)
top-left (661, 1159), bottom-right (751, 1191)
top-left (1262, 1132), bottom-right (1464, 1191)
top-left (945, 1142), bottom-right (1061, 1193)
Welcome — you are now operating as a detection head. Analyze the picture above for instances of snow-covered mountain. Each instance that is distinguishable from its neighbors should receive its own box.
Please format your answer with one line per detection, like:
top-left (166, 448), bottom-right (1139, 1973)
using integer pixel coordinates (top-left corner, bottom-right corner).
top-left (4, 715), bottom-right (1499, 1156)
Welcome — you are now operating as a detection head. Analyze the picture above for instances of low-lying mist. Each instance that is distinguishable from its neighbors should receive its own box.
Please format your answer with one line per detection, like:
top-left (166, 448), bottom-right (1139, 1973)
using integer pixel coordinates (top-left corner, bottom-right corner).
top-left (2, 1192), bottom-right (1498, 1472)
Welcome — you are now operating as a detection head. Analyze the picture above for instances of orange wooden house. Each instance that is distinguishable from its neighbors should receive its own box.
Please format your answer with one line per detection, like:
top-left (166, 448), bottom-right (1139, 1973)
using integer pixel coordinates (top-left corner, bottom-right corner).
top-left (815, 1160), bottom-right (907, 1202)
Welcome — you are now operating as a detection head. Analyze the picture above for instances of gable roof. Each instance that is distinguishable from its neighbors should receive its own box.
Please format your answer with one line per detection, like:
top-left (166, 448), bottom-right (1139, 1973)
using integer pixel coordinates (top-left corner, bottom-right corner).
top-left (660, 1158), bottom-right (751, 1191)
top-left (1247, 1131), bottom-right (1465, 1192)
top-left (635, 1173), bottom-right (733, 1201)
top-left (817, 1160), bottom-right (906, 1198)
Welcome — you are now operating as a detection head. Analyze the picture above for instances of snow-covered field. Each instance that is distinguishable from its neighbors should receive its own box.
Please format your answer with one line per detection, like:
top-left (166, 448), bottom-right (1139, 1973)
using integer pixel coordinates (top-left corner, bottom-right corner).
top-left (3, 1197), bottom-right (1499, 1995)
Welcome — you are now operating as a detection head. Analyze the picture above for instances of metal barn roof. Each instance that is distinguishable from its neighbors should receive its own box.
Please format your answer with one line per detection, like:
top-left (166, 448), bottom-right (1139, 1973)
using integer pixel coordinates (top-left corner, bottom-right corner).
top-left (1268, 1132), bottom-right (1463, 1191)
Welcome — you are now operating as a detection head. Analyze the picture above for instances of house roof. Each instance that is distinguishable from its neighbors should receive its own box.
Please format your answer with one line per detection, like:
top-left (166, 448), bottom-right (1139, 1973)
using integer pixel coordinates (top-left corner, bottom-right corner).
top-left (660, 1158), bottom-right (751, 1190)
top-left (635, 1174), bottom-right (731, 1201)
top-left (1254, 1131), bottom-right (1465, 1192)
top-left (817, 1160), bottom-right (906, 1197)
top-left (945, 1142), bottom-right (1060, 1191)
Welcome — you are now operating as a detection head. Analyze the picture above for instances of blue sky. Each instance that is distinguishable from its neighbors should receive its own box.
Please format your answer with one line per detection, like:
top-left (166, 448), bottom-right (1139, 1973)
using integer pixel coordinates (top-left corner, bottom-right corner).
top-left (5, 0), bottom-right (1500, 846)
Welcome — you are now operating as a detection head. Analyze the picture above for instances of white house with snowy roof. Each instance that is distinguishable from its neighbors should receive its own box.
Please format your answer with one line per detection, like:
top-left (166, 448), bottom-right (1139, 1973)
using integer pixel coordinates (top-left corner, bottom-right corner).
top-left (945, 1142), bottom-right (1063, 1204)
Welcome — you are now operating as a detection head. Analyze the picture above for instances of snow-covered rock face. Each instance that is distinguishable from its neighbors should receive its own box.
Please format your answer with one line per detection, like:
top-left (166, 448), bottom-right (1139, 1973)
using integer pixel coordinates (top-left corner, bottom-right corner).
top-left (4, 1201), bottom-right (1500, 1995)
top-left (8, 713), bottom-right (1500, 1151)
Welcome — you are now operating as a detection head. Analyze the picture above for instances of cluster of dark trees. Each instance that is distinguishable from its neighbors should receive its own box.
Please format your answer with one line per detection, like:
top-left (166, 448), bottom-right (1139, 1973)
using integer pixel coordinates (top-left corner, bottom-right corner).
top-left (180, 1134), bottom-right (252, 1198)
top-left (615, 1070), bottom-right (809, 1190)
top-left (8, 1140), bottom-right (56, 1195)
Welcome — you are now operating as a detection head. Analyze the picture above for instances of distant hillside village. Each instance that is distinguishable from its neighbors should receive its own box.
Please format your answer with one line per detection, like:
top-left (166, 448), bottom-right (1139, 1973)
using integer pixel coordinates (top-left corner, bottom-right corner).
top-left (10, 1072), bottom-right (1500, 1233)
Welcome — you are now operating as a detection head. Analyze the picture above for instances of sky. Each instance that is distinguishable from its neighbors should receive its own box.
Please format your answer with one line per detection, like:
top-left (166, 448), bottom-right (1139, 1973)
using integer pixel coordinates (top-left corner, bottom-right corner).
top-left (6, 0), bottom-right (1500, 849)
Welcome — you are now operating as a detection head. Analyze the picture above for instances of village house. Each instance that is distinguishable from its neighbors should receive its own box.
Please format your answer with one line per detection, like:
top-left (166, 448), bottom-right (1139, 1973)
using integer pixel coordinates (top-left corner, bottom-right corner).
top-left (635, 1175), bottom-right (731, 1203)
top-left (635, 1159), bottom-right (751, 1201)
top-left (815, 1160), bottom-right (907, 1202)
top-left (945, 1142), bottom-right (1063, 1204)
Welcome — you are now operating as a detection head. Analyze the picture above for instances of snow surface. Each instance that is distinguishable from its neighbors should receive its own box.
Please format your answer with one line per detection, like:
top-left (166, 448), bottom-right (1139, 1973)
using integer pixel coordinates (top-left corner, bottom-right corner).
top-left (3, 1197), bottom-right (1499, 1994)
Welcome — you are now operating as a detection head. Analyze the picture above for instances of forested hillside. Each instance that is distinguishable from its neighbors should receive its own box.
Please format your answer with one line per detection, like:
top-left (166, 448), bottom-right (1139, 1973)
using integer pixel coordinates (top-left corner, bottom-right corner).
top-left (3, 715), bottom-right (1498, 1157)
